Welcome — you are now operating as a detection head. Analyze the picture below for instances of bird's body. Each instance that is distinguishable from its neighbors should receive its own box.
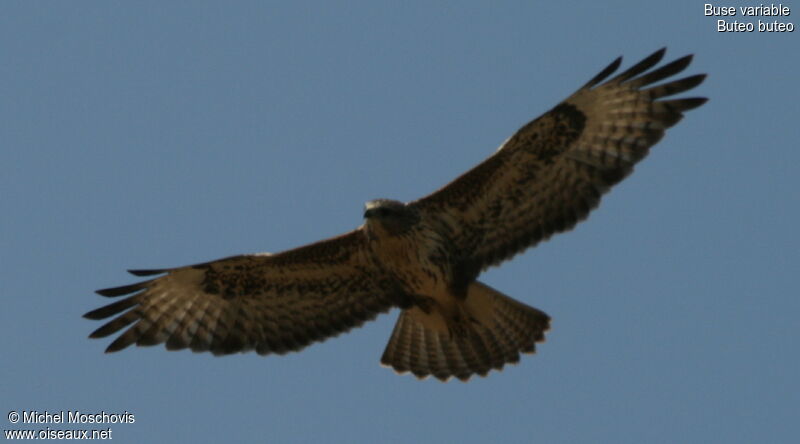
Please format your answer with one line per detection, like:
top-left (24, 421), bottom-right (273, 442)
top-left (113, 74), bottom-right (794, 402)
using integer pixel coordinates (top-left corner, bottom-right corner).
top-left (364, 201), bottom-right (448, 302)
top-left (86, 48), bottom-right (707, 381)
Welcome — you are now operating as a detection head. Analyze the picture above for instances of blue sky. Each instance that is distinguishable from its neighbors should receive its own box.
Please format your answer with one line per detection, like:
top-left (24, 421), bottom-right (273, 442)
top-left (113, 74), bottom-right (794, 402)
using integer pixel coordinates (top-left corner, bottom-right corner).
top-left (2, 2), bottom-right (798, 443)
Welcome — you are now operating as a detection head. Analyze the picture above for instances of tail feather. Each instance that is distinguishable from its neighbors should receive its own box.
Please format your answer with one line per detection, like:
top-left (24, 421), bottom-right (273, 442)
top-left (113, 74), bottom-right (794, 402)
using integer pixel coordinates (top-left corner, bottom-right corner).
top-left (380, 281), bottom-right (550, 381)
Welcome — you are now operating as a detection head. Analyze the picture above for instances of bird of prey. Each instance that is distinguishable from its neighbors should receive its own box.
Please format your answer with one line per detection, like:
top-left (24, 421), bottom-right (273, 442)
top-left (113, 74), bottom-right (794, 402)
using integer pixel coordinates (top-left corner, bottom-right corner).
top-left (86, 48), bottom-right (706, 381)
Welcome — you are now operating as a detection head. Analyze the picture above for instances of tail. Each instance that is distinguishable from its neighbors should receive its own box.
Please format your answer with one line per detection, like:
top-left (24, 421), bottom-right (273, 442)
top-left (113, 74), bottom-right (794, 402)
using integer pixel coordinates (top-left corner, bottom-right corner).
top-left (380, 281), bottom-right (550, 381)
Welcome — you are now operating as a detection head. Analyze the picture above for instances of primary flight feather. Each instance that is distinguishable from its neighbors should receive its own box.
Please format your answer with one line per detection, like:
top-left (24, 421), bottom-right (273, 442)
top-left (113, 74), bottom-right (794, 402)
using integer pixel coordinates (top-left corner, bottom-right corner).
top-left (86, 48), bottom-right (707, 381)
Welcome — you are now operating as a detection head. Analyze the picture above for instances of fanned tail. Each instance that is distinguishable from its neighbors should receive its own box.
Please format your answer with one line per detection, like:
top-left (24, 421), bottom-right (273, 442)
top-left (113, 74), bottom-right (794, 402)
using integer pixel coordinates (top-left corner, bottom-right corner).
top-left (380, 282), bottom-right (550, 381)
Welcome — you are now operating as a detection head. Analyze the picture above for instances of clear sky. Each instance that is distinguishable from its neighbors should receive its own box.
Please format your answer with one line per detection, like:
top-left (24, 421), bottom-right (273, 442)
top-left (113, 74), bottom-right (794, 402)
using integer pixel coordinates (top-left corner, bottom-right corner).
top-left (2, 2), bottom-right (798, 443)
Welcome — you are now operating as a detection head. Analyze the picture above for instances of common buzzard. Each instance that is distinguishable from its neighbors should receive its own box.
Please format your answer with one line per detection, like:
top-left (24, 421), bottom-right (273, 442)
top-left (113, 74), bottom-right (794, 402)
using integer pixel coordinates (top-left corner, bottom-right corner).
top-left (86, 48), bottom-right (707, 381)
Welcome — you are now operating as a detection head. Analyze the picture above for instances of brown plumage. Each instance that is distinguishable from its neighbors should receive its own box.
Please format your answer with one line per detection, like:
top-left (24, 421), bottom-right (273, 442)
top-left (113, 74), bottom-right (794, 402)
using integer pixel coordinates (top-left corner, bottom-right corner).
top-left (86, 48), bottom-right (706, 381)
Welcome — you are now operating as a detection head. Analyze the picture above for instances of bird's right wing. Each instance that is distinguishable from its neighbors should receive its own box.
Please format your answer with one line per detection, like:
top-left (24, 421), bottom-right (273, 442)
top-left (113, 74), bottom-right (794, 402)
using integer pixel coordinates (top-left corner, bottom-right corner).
top-left (85, 229), bottom-right (401, 356)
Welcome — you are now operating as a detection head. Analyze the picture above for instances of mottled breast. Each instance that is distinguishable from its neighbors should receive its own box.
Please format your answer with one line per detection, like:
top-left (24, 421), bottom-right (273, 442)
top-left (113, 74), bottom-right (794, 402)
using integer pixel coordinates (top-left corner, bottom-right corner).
top-left (368, 222), bottom-right (453, 298)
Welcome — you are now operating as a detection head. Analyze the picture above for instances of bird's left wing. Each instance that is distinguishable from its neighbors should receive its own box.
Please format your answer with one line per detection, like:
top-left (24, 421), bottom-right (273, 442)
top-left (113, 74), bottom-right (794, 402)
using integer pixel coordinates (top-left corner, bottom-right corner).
top-left (85, 229), bottom-right (398, 356)
top-left (410, 48), bottom-right (707, 277)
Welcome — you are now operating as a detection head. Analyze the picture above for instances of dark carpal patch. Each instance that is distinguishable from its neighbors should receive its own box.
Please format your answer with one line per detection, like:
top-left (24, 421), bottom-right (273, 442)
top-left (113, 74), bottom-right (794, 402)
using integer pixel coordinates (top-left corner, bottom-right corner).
top-left (202, 265), bottom-right (266, 300)
top-left (524, 103), bottom-right (587, 159)
top-left (551, 102), bottom-right (586, 141)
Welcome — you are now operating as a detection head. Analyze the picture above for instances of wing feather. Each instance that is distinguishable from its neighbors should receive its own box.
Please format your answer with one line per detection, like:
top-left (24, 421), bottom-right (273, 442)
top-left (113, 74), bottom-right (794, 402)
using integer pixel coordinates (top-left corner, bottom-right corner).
top-left (410, 49), bottom-right (707, 273)
top-left (86, 229), bottom-right (400, 355)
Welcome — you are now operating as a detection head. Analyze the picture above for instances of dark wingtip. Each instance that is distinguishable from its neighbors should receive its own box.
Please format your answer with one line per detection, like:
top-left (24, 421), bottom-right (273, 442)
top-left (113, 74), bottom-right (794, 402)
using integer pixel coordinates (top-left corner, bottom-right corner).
top-left (611, 48), bottom-right (668, 83)
top-left (84, 308), bottom-right (106, 320)
top-left (584, 55), bottom-right (623, 89)
top-left (96, 282), bottom-right (146, 297)
top-left (685, 74), bottom-right (708, 92)
top-left (128, 268), bottom-right (168, 276)
top-left (88, 327), bottom-right (108, 339)
top-left (83, 297), bottom-right (138, 320)
top-left (105, 336), bottom-right (132, 353)
top-left (662, 54), bottom-right (694, 76)
top-left (680, 73), bottom-right (707, 89)
top-left (639, 47), bottom-right (667, 67)
top-left (678, 97), bottom-right (709, 110)
top-left (88, 324), bottom-right (114, 339)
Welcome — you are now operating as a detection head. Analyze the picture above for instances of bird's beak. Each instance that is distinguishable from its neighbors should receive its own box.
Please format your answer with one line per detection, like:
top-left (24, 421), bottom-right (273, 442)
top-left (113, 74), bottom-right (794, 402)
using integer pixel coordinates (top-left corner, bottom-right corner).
top-left (363, 209), bottom-right (374, 219)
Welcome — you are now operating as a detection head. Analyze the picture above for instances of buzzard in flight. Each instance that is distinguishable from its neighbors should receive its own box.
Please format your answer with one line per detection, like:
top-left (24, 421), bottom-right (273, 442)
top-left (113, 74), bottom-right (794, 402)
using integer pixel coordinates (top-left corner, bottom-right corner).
top-left (86, 48), bottom-right (706, 381)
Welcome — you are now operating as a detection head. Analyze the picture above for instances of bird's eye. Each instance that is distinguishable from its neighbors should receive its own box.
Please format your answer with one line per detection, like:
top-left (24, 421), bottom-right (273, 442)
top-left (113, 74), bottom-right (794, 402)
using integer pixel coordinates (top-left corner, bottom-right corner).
top-left (377, 208), bottom-right (391, 217)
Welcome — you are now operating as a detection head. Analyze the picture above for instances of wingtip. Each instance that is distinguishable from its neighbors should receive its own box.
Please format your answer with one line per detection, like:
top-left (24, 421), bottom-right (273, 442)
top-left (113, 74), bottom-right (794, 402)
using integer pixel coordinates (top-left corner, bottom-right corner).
top-left (95, 282), bottom-right (144, 297)
top-left (584, 55), bottom-right (623, 89)
top-left (684, 73), bottom-right (707, 86)
top-left (83, 309), bottom-right (102, 320)
top-left (644, 47), bottom-right (667, 66)
top-left (647, 47), bottom-right (668, 64)
top-left (128, 268), bottom-right (167, 276)
top-left (670, 54), bottom-right (694, 73)
top-left (682, 97), bottom-right (710, 110)
top-left (104, 337), bottom-right (130, 353)
top-left (95, 287), bottom-right (124, 297)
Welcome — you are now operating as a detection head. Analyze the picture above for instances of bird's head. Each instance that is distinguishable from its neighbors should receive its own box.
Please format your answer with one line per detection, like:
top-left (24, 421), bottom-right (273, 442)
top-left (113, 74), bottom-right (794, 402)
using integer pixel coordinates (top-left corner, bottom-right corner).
top-left (363, 199), bottom-right (418, 238)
